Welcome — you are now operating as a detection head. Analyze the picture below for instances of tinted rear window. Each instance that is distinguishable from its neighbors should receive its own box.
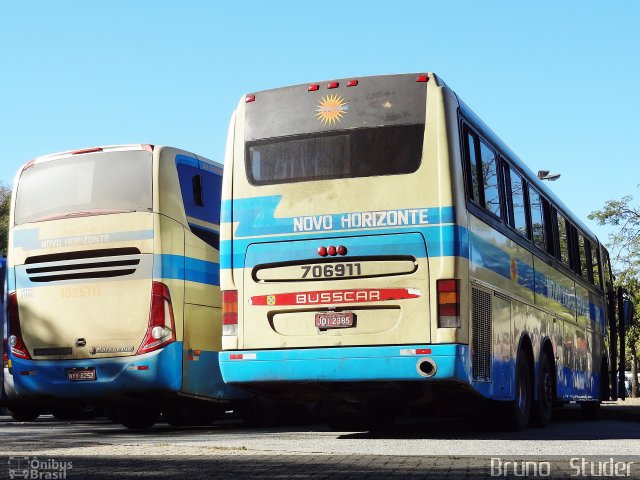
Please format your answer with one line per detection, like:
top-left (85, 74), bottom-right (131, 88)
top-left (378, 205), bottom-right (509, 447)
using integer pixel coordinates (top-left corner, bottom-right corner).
top-left (246, 124), bottom-right (424, 185)
top-left (15, 150), bottom-right (152, 225)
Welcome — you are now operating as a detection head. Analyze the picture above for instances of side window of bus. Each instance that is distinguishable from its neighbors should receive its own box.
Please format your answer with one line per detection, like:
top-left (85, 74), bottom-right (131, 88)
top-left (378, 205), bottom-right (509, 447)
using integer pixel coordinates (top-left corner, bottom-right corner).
top-left (177, 164), bottom-right (222, 250)
top-left (529, 187), bottom-right (546, 251)
top-left (463, 129), bottom-right (482, 205)
top-left (602, 248), bottom-right (613, 291)
top-left (577, 232), bottom-right (588, 278)
top-left (590, 241), bottom-right (602, 289)
top-left (462, 127), bottom-right (501, 218)
top-left (506, 165), bottom-right (527, 237)
top-left (479, 141), bottom-right (501, 217)
top-left (555, 211), bottom-right (570, 266)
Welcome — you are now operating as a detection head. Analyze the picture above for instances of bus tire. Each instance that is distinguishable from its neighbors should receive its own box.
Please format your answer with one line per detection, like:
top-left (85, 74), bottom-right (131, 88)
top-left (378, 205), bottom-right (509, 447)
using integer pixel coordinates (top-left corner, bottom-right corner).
top-left (530, 353), bottom-right (554, 427)
top-left (8, 406), bottom-right (40, 422)
top-left (499, 348), bottom-right (532, 431)
top-left (116, 404), bottom-right (161, 429)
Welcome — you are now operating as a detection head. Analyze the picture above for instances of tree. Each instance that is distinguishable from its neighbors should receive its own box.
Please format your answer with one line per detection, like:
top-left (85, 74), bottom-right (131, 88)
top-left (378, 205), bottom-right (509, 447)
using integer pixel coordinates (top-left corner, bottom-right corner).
top-left (589, 191), bottom-right (640, 397)
top-left (617, 272), bottom-right (640, 398)
top-left (588, 192), bottom-right (640, 273)
top-left (0, 182), bottom-right (10, 257)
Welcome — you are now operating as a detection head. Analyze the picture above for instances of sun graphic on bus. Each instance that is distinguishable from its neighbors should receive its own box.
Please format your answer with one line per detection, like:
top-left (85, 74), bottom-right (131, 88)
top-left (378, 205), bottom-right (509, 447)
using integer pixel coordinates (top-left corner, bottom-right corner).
top-left (314, 94), bottom-right (349, 125)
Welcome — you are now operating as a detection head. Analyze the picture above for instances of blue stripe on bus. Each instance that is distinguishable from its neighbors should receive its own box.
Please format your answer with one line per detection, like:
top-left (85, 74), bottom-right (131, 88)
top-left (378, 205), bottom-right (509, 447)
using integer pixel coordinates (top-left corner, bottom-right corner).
top-left (175, 154), bottom-right (200, 168)
top-left (220, 224), bottom-right (469, 270)
top-left (12, 228), bottom-right (154, 250)
top-left (175, 154), bottom-right (223, 174)
top-left (7, 268), bottom-right (15, 292)
top-left (221, 196), bottom-right (456, 237)
top-left (153, 254), bottom-right (220, 286)
top-left (222, 222), bottom-right (603, 326)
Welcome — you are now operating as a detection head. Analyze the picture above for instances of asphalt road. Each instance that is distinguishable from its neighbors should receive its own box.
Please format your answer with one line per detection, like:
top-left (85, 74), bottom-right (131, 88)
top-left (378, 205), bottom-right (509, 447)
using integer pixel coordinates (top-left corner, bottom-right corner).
top-left (1, 405), bottom-right (639, 479)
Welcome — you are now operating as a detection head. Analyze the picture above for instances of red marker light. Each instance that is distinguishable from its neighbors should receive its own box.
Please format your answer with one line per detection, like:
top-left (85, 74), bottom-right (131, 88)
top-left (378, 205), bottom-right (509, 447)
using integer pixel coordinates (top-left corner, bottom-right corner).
top-left (308, 84), bottom-right (320, 91)
top-left (246, 94), bottom-right (256, 103)
top-left (337, 245), bottom-right (347, 255)
top-left (327, 246), bottom-right (337, 256)
top-left (416, 74), bottom-right (429, 83)
top-left (317, 246), bottom-right (328, 257)
top-left (327, 81), bottom-right (339, 89)
top-left (71, 147), bottom-right (103, 155)
top-left (22, 160), bottom-right (36, 171)
top-left (347, 80), bottom-right (358, 87)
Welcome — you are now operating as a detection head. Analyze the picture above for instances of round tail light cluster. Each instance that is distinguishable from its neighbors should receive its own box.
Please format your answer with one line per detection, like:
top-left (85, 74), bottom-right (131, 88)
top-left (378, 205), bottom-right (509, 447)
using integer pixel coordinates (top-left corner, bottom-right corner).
top-left (317, 245), bottom-right (347, 257)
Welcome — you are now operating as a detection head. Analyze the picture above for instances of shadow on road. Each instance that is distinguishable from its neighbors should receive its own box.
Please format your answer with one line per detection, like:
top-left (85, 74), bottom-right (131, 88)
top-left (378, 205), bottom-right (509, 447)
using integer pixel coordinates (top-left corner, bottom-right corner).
top-left (339, 406), bottom-right (640, 441)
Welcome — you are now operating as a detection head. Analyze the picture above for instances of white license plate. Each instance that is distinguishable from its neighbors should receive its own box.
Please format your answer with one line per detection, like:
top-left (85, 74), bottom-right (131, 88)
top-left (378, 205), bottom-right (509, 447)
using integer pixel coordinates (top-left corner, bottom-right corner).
top-left (315, 312), bottom-right (354, 329)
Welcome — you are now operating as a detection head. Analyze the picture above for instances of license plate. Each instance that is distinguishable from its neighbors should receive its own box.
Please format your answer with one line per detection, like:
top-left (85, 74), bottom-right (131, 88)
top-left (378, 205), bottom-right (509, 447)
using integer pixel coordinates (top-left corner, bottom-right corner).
top-left (67, 368), bottom-right (96, 382)
top-left (315, 312), bottom-right (354, 329)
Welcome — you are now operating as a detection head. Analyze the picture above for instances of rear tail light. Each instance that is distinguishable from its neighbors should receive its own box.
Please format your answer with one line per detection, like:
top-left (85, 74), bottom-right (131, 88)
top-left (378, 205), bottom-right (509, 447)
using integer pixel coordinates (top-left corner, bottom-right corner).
top-left (437, 279), bottom-right (460, 328)
top-left (8, 292), bottom-right (31, 359)
top-left (222, 290), bottom-right (238, 336)
top-left (137, 282), bottom-right (176, 355)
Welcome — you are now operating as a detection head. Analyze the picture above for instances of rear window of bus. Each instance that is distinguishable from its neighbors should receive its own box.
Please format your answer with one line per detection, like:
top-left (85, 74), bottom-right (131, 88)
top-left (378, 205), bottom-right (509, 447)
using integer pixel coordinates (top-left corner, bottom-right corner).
top-left (246, 124), bottom-right (424, 185)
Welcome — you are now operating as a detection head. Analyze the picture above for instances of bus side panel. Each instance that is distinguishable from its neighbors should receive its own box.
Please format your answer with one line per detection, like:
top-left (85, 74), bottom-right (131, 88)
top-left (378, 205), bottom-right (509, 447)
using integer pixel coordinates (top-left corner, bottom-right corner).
top-left (491, 292), bottom-right (514, 400)
top-left (181, 229), bottom-right (225, 398)
top-left (162, 150), bottom-right (243, 401)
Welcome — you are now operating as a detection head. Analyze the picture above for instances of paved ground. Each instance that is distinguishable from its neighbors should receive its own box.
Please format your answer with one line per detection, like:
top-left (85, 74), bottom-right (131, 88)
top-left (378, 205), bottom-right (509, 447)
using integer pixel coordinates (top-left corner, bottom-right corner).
top-left (1, 400), bottom-right (639, 479)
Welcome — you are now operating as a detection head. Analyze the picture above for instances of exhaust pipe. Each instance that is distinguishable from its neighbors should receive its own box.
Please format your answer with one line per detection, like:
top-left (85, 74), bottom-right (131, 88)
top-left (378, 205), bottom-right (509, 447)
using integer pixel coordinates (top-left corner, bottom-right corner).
top-left (416, 357), bottom-right (437, 378)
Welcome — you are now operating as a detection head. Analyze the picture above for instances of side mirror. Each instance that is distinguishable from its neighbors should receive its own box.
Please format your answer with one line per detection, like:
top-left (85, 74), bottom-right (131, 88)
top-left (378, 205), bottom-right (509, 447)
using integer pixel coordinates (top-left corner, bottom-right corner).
top-left (623, 299), bottom-right (635, 327)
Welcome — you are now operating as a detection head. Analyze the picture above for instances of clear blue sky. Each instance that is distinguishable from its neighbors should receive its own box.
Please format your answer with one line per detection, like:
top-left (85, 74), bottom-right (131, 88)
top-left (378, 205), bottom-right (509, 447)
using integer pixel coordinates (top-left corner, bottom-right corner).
top-left (1, 1), bottom-right (638, 246)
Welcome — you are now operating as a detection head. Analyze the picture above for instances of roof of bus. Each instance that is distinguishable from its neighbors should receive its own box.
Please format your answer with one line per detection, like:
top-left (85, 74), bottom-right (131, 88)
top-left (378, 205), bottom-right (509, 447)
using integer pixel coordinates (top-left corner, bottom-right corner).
top-left (455, 95), bottom-right (601, 246)
top-left (21, 145), bottom-right (222, 171)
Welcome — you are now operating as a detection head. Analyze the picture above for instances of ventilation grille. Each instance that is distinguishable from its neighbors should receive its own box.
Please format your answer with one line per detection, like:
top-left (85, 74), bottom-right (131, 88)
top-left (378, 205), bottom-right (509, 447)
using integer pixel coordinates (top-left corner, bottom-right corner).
top-left (471, 287), bottom-right (492, 381)
top-left (25, 248), bottom-right (141, 283)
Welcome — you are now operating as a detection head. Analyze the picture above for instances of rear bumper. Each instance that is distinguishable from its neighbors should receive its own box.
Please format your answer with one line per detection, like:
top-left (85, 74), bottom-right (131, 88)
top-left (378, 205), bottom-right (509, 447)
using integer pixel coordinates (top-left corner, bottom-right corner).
top-left (10, 342), bottom-right (182, 401)
top-left (220, 344), bottom-right (470, 384)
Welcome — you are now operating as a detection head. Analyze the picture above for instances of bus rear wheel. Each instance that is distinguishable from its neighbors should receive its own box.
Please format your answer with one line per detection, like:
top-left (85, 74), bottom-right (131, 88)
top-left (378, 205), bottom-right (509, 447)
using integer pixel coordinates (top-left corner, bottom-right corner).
top-left (497, 348), bottom-right (532, 431)
top-left (530, 353), bottom-right (554, 427)
top-left (9, 406), bottom-right (40, 422)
